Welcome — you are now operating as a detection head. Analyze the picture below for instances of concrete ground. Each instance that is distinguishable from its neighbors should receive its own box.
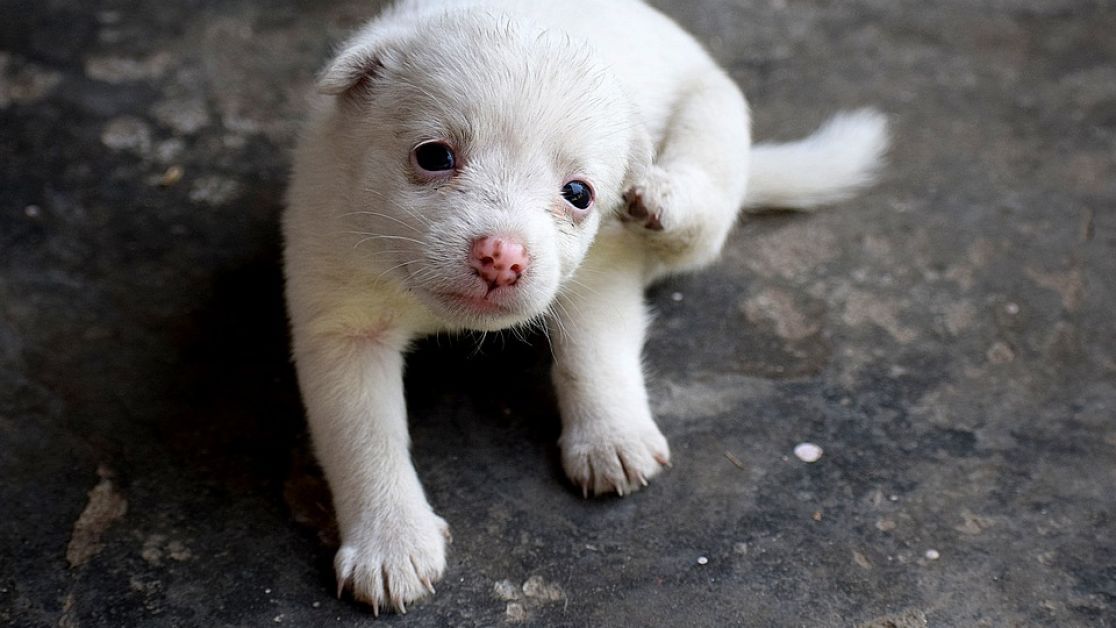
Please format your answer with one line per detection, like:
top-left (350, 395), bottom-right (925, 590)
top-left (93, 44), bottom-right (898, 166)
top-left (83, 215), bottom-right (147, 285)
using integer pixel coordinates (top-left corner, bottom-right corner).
top-left (2, 0), bottom-right (1114, 626)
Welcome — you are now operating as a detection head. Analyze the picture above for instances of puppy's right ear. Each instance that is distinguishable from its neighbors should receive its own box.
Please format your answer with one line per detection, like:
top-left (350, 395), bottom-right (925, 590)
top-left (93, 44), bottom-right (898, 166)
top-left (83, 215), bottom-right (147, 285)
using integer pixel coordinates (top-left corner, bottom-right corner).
top-left (317, 32), bottom-right (400, 96)
top-left (318, 48), bottom-right (383, 95)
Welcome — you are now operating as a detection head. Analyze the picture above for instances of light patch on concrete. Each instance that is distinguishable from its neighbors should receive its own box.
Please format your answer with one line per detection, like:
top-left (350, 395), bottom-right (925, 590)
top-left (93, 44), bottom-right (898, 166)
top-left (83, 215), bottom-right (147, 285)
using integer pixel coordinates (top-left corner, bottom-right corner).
top-left (101, 116), bottom-right (153, 157)
top-left (856, 608), bottom-right (928, 628)
top-left (189, 176), bottom-right (241, 205)
top-left (840, 288), bottom-right (917, 343)
top-left (142, 534), bottom-right (193, 565)
top-left (741, 288), bottom-right (820, 341)
top-left (944, 238), bottom-right (997, 292)
top-left (852, 550), bottom-right (872, 569)
top-left (493, 579), bottom-right (520, 601)
top-left (1059, 65), bottom-right (1116, 107)
top-left (505, 601), bottom-right (527, 622)
top-left (1026, 266), bottom-right (1085, 312)
top-left (941, 299), bottom-right (977, 335)
top-left (66, 466), bottom-right (127, 568)
top-left (741, 221), bottom-right (839, 280)
top-left (986, 341), bottom-right (1015, 364)
top-left (521, 575), bottom-right (563, 602)
top-left (0, 52), bottom-right (62, 108)
top-left (58, 591), bottom-right (79, 628)
top-left (955, 509), bottom-right (995, 535)
top-left (495, 575), bottom-right (564, 623)
top-left (85, 52), bottom-right (173, 83)
top-left (152, 97), bottom-right (210, 135)
top-left (652, 374), bottom-right (773, 420)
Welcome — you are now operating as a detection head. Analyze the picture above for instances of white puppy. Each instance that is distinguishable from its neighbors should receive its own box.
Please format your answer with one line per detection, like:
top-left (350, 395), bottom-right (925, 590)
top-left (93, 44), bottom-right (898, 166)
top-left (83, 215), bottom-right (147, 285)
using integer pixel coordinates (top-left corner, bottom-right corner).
top-left (284, 0), bottom-right (887, 613)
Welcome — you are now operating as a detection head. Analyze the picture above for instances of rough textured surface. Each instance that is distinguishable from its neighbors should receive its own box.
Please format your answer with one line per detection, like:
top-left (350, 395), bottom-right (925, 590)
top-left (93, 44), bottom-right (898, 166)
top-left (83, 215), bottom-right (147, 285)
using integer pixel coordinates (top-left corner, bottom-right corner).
top-left (2, 1), bottom-right (1114, 626)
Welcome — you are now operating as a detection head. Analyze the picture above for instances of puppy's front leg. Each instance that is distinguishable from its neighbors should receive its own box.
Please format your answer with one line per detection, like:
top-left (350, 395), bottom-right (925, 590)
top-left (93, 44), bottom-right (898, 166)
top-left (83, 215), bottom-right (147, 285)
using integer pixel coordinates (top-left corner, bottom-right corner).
top-left (293, 329), bottom-right (447, 614)
top-left (624, 70), bottom-right (752, 274)
top-left (550, 238), bottom-right (670, 496)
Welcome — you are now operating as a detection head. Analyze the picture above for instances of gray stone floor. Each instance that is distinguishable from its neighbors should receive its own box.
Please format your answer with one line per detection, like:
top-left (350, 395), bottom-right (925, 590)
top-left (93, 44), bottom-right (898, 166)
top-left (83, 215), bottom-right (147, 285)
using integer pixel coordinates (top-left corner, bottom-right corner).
top-left (2, 0), bottom-right (1114, 626)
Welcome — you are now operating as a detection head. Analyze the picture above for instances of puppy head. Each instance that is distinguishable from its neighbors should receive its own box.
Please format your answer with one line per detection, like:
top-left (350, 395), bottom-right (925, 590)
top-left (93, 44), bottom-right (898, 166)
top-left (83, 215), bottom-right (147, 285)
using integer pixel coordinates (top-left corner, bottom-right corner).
top-left (318, 11), bottom-right (651, 331)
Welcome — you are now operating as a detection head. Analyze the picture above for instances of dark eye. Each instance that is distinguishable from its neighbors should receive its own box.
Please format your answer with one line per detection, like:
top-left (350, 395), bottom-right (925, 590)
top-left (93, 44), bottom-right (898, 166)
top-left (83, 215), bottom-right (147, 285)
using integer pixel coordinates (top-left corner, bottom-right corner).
top-left (561, 180), bottom-right (593, 210)
top-left (412, 141), bottom-right (456, 173)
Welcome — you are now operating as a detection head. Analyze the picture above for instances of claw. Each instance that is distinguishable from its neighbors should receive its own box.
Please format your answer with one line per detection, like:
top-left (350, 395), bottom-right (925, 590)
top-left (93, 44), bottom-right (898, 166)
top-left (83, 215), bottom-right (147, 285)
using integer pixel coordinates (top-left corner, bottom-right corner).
top-left (581, 483), bottom-right (588, 499)
top-left (653, 453), bottom-right (671, 468)
top-left (639, 474), bottom-right (649, 487)
top-left (372, 599), bottom-right (379, 618)
top-left (422, 577), bottom-right (436, 595)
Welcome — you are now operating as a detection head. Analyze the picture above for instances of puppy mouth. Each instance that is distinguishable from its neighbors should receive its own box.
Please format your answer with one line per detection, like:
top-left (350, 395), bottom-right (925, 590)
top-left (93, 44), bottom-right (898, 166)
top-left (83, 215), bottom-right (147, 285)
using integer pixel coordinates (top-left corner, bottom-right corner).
top-left (436, 290), bottom-right (514, 315)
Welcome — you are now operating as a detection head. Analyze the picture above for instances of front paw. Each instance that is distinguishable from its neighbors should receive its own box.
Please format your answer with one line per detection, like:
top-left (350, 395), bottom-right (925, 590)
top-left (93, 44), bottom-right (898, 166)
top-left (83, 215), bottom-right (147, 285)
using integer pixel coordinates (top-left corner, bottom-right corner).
top-left (622, 166), bottom-right (675, 232)
top-left (335, 508), bottom-right (450, 615)
top-left (559, 422), bottom-right (671, 497)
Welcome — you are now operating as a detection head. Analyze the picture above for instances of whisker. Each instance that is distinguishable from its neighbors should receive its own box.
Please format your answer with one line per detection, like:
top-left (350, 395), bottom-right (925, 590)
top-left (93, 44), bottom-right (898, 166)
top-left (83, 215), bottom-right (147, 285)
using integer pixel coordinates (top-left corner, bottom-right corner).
top-left (337, 210), bottom-right (421, 233)
top-left (374, 259), bottom-right (418, 282)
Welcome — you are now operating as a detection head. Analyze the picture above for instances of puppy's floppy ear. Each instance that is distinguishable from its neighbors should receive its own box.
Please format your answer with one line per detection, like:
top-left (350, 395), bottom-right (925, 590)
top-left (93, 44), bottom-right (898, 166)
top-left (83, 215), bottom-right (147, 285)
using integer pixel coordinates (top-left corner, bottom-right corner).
top-left (318, 47), bottom-right (385, 95)
top-left (317, 29), bottom-right (404, 95)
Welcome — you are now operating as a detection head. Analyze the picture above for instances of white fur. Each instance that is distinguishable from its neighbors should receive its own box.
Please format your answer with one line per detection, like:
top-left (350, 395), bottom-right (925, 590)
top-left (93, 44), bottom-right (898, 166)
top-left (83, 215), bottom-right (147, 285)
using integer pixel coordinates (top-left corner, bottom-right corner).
top-left (284, 0), bottom-right (887, 613)
top-left (744, 108), bottom-right (890, 210)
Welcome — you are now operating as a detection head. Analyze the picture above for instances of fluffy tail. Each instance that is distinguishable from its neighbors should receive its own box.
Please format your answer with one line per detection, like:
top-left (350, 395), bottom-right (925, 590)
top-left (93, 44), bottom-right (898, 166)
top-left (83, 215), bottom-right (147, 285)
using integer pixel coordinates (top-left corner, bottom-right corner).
top-left (744, 108), bottom-right (889, 210)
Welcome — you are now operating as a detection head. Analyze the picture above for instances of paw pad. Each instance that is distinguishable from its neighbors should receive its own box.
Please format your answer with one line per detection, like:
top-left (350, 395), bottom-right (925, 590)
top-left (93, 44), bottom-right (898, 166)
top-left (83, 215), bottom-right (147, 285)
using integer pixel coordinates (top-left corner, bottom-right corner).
top-left (623, 190), bottom-right (664, 231)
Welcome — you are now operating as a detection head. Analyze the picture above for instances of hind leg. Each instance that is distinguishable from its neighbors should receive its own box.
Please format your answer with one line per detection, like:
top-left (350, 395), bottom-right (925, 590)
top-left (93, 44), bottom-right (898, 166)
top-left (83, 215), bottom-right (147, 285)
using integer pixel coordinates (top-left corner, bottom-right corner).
top-left (624, 69), bottom-right (751, 276)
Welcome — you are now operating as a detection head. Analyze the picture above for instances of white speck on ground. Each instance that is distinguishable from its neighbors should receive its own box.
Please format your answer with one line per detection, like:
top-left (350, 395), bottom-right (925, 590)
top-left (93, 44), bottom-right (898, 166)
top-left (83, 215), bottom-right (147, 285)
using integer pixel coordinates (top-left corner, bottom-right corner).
top-left (697, 556), bottom-right (709, 565)
top-left (671, 292), bottom-right (684, 301)
top-left (794, 442), bottom-right (823, 463)
top-left (925, 549), bottom-right (940, 560)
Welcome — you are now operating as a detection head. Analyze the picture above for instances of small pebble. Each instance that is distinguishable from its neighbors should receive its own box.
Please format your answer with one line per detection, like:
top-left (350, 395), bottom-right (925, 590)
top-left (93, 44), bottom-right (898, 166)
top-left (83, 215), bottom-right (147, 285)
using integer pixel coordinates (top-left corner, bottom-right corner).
top-left (312, 602), bottom-right (320, 608)
top-left (24, 204), bottom-right (41, 218)
top-left (1004, 302), bottom-right (1020, 315)
top-left (793, 442), bottom-right (823, 463)
top-left (671, 292), bottom-right (684, 302)
top-left (159, 165), bottom-right (184, 187)
top-left (697, 556), bottom-right (708, 565)
top-left (925, 549), bottom-right (940, 560)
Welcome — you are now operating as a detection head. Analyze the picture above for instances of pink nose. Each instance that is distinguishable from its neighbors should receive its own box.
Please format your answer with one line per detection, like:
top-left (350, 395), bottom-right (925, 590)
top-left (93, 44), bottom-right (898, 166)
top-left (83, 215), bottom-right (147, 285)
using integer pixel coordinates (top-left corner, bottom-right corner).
top-left (470, 236), bottom-right (529, 288)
